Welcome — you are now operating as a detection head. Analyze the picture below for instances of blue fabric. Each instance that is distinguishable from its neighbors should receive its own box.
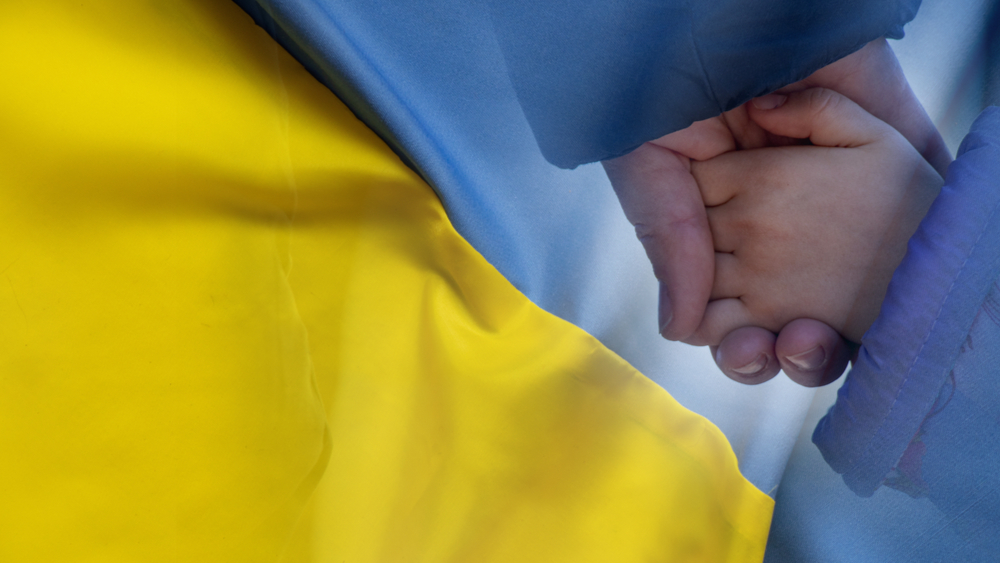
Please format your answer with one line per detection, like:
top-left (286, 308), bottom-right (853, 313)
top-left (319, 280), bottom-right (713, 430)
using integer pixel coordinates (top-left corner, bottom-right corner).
top-left (230, 0), bottom-right (1000, 557)
top-left (487, 0), bottom-right (918, 168)
top-left (767, 277), bottom-right (1000, 562)
top-left (919, 301), bottom-right (1000, 554)
top-left (231, 0), bottom-right (894, 495)
top-left (814, 107), bottom-right (1000, 497)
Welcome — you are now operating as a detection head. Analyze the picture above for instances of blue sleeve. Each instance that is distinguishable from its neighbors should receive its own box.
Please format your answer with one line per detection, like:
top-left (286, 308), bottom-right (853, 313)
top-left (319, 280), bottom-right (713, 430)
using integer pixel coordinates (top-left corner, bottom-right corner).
top-left (485, 0), bottom-right (920, 168)
top-left (813, 108), bottom-right (1000, 549)
top-left (234, 0), bottom-right (920, 170)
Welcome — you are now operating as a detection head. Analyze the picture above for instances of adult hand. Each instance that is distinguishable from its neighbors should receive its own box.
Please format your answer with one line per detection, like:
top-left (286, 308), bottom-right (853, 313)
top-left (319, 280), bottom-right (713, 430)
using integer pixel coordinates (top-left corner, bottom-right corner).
top-left (603, 38), bottom-right (951, 387)
top-left (782, 38), bottom-right (951, 177)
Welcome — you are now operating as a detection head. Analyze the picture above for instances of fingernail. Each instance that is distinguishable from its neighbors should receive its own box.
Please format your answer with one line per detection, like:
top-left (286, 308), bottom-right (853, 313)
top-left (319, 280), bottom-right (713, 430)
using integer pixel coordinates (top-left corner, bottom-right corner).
top-left (785, 345), bottom-right (828, 372)
top-left (752, 93), bottom-right (787, 110)
top-left (732, 353), bottom-right (768, 376)
top-left (658, 283), bottom-right (673, 336)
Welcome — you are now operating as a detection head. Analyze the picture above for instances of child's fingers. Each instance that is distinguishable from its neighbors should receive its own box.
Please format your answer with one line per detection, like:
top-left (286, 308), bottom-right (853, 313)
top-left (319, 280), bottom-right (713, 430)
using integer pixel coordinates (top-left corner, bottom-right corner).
top-left (690, 150), bottom-right (772, 208)
top-left (682, 297), bottom-right (758, 347)
top-left (703, 202), bottom-right (748, 253)
top-left (746, 88), bottom-right (894, 149)
top-left (709, 252), bottom-right (743, 300)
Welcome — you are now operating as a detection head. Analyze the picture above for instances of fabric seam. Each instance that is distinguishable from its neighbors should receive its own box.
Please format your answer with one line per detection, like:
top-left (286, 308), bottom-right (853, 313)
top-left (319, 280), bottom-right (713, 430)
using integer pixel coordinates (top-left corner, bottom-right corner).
top-left (850, 174), bottom-right (1000, 480)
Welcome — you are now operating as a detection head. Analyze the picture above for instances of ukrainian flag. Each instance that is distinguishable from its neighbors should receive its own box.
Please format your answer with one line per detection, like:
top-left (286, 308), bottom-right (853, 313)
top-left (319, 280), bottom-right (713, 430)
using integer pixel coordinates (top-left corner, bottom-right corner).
top-left (0, 2), bottom-right (772, 561)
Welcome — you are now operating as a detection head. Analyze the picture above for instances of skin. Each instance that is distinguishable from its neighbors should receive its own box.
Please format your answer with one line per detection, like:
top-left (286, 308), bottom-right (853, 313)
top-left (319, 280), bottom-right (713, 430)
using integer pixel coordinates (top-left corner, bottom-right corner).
top-left (603, 38), bottom-right (951, 386)
top-left (689, 88), bottom-right (944, 347)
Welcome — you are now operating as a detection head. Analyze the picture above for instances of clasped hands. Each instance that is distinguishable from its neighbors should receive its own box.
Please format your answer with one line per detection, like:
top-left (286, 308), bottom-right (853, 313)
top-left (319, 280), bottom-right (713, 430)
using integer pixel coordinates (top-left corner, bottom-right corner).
top-left (603, 39), bottom-right (951, 386)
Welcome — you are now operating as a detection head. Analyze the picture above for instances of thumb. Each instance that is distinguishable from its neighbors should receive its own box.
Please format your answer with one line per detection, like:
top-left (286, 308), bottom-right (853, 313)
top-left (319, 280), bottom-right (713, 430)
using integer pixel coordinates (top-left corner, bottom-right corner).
top-left (747, 88), bottom-right (892, 149)
top-left (602, 143), bottom-right (714, 341)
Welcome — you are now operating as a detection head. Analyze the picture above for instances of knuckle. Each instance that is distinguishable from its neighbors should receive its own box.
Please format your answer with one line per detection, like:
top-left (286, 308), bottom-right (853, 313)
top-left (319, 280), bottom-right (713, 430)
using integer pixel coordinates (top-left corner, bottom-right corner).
top-left (731, 216), bottom-right (792, 250)
top-left (632, 206), bottom-right (705, 245)
top-left (632, 220), bottom-right (657, 244)
top-left (807, 88), bottom-right (842, 123)
top-left (741, 297), bottom-right (787, 334)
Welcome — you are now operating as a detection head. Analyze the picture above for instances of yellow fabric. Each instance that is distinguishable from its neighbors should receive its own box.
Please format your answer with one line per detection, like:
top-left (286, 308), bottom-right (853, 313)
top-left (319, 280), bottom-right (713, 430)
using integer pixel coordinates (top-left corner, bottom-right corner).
top-left (0, 1), bottom-right (773, 562)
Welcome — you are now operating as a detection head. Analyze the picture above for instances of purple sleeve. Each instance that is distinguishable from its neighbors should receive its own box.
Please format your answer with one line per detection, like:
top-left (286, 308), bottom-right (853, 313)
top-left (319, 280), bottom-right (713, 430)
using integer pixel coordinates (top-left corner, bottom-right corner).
top-left (813, 107), bottom-right (1000, 499)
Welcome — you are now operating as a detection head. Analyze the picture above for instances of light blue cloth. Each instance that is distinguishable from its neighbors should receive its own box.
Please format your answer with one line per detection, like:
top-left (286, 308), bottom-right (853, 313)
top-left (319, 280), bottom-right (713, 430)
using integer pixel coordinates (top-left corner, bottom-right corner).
top-left (918, 294), bottom-right (1000, 555)
top-left (233, 0), bottom-right (918, 494)
top-left (767, 276), bottom-right (1000, 562)
top-left (815, 107), bottom-right (1000, 496)
top-left (769, 108), bottom-right (1000, 561)
top-left (229, 1), bottom-right (1000, 557)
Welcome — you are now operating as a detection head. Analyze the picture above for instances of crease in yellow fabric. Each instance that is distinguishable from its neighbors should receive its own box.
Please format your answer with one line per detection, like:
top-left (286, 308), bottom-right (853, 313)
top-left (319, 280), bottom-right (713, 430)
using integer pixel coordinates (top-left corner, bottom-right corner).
top-left (0, 1), bottom-right (773, 562)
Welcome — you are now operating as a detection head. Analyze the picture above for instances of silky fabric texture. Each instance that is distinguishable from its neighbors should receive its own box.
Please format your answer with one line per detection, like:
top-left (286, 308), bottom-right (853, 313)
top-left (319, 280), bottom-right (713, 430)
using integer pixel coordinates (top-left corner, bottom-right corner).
top-left (232, 0), bottom-right (822, 497)
top-left (0, 2), bottom-right (773, 561)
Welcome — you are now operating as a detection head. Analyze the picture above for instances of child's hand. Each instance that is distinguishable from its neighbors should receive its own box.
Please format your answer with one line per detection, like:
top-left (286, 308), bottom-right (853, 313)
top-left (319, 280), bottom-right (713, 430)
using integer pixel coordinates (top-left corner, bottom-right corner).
top-left (686, 88), bottom-right (943, 346)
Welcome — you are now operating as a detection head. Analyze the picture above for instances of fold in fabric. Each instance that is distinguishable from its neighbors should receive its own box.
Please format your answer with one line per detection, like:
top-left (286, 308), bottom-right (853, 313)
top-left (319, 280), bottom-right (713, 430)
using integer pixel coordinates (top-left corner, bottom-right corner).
top-left (814, 107), bottom-right (1000, 497)
top-left (0, 1), bottom-right (772, 560)
top-left (912, 281), bottom-right (1000, 555)
top-left (228, 0), bottom-right (853, 497)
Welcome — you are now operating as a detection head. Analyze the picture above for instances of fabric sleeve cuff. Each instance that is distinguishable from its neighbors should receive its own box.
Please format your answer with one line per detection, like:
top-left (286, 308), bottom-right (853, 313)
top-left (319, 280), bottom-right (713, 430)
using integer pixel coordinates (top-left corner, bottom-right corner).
top-left (813, 107), bottom-right (1000, 497)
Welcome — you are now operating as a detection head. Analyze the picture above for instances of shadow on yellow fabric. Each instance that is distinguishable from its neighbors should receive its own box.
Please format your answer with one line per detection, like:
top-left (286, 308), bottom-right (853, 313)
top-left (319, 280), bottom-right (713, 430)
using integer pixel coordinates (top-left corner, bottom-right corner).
top-left (0, 1), bottom-right (772, 561)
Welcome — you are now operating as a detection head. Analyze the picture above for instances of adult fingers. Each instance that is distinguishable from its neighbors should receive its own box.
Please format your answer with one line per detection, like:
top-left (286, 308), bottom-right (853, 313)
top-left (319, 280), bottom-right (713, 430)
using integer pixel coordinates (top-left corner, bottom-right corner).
top-left (651, 104), bottom-right (782, 158)
top-left (649, 115), bottom-right (736, 161)
top-left (775, 318), bottom-right (855, 387)
top-left (746, 88), bottom-right (893, 149)
top-left (709, 252), bottom-right (742, 300)
top-left (602, 143), bottom-right (714, 340)
top-left (689, 150), bottom-right (762, 208)
top-left (713, 326), bottom-right (781, 385)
